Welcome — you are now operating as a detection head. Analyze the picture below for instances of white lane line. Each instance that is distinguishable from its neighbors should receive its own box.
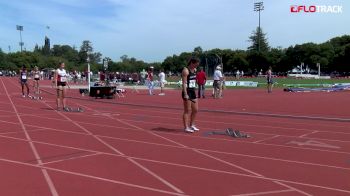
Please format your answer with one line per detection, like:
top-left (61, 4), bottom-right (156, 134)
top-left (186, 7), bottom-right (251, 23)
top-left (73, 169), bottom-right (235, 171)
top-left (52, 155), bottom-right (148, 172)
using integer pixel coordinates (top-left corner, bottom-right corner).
top-left (0, 78), bottom-right (59, 196)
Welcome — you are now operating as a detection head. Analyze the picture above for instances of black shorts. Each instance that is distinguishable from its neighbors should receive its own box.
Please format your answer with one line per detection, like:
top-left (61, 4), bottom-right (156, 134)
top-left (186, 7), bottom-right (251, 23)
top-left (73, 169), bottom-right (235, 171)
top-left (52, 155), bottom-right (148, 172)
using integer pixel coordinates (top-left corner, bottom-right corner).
top-left (267, 79), bottom-right (274, 84)
top-left (57, 82), bottom-right (67, 87)
top-left (21, 79), bottom-right (27, 84)
top-left (34, 78), bottom-right (40, 81)
top-left (182, 89), bottom-right (196, 100)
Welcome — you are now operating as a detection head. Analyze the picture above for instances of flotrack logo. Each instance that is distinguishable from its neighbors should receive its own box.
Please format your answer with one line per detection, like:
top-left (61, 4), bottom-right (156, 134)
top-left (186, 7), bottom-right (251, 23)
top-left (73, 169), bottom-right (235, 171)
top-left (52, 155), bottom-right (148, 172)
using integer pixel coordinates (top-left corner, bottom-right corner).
top-left (291, 5), bottom-right (343, 13)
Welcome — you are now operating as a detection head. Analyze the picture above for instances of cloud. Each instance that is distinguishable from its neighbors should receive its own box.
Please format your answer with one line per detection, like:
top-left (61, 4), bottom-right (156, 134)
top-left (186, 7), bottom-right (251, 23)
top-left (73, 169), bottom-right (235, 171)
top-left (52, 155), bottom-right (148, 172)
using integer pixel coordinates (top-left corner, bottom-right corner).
top-left (0, 0), bottom-right (349, 62)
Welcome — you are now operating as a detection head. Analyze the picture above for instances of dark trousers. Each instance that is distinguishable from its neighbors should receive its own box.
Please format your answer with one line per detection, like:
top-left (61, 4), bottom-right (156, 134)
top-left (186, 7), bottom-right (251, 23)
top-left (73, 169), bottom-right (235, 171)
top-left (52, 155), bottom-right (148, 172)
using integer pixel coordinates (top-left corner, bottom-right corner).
top-left (197, 84), bottom-right (205, 98)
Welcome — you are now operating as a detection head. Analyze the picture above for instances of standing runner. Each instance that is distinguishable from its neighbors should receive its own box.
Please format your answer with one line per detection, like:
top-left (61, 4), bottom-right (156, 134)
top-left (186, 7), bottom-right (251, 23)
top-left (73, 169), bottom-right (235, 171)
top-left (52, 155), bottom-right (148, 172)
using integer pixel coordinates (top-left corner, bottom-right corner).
top-left (32, 66), bottom-right (41, 96)
top-left (53, 62), bottom-right (70, 111)
top-left (182, 57), bottom-right (200, 133)
top-left (266, 66), bottom-right (273, 93)
top-left (19, 65), bottom-right (30, 98)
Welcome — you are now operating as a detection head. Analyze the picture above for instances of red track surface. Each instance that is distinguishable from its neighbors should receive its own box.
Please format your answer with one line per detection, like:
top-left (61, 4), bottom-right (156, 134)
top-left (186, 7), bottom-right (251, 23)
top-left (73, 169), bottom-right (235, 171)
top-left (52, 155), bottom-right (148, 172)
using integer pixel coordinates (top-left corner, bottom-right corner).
top-left (0, 77), bottom-right (350, 196)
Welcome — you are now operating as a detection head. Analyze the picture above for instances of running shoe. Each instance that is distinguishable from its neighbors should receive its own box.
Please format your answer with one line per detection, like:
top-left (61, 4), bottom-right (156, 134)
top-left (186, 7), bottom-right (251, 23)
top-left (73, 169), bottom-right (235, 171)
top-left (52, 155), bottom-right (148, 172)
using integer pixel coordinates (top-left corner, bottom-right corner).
top-left (190, 125), bottom-right (200, 131)
top-left (184, 127), bottom-right (194, 133)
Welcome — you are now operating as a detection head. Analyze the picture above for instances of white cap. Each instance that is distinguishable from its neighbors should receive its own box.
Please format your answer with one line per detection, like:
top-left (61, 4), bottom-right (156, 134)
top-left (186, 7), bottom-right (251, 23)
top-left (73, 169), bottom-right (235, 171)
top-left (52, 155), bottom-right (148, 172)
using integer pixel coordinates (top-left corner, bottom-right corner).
top-left (150, 66), bottom-right (154, 69)
top-left (216, 66), bottom-right (222, 70)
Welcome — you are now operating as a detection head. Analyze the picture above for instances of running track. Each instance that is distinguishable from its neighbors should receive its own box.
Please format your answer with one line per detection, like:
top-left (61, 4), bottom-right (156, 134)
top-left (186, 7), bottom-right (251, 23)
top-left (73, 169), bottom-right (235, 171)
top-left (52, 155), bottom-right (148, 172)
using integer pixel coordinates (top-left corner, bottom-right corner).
top-left (0, 77), bottom-right (349, 196)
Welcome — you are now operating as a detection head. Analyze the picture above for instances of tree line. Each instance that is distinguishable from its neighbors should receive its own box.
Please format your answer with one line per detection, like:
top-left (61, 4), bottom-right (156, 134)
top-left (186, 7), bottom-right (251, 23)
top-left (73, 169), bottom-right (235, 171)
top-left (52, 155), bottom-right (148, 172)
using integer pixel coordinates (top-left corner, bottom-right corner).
top-left (0, 29), bottom-right (349, 75)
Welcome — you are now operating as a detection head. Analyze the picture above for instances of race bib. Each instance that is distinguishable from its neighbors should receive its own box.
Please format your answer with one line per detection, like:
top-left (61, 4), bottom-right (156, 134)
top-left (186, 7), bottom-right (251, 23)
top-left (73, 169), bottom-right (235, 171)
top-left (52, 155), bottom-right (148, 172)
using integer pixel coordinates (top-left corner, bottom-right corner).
top-left (21, 75), bottom-right (27, 80)
top-left (34, 74), bottom-right (39, 79)
top-left (60, 76), bottom-right (67, 82)
top-left (189, 80), bottom-right (196, 88)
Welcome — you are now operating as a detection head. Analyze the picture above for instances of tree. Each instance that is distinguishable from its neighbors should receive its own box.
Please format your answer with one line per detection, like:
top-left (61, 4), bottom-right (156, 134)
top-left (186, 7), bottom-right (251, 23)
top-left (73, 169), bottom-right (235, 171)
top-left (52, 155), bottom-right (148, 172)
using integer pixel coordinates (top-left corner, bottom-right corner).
top-left (248, 27), bottom-right (269, 53)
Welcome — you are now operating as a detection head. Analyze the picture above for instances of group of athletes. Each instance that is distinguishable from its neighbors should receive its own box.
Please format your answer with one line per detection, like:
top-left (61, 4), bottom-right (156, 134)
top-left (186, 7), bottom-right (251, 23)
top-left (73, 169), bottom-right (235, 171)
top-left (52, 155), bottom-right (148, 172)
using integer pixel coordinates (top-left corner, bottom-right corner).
top-left (19, 62), bottom-right (70, 111)
top-left (17, 58), bottom-right (273, 133)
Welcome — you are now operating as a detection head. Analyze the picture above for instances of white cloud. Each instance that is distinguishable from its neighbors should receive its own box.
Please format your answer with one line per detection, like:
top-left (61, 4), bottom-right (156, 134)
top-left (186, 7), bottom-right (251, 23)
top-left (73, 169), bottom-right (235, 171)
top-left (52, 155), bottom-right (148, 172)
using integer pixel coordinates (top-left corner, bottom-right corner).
top-left (1, 0), bottom-right (349, 62)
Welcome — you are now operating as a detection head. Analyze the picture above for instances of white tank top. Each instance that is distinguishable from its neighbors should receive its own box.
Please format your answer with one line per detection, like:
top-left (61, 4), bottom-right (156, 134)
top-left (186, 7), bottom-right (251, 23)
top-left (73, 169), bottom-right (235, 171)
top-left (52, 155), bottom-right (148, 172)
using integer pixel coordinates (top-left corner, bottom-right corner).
top-left (57, 69), bottom-right (67, 82)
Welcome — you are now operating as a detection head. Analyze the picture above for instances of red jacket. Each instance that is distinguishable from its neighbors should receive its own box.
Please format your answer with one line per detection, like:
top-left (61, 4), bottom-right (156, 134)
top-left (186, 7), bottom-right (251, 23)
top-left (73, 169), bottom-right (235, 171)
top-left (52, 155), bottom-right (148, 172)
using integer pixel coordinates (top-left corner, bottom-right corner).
top-left (196, 71), bottom-right (206, 85)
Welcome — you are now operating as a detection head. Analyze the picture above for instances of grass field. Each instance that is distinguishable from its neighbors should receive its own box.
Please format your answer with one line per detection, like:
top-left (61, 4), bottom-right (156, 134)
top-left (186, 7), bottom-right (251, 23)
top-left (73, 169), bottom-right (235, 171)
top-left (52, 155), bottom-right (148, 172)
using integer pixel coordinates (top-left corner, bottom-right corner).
top-left (165, 76), bottom-right (350, 89)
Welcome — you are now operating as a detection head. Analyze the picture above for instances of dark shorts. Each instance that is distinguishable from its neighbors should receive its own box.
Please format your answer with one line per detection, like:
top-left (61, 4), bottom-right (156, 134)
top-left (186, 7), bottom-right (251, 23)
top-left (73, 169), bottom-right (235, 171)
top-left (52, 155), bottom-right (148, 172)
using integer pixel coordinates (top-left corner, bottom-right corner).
top-left (182, 89), bottom-right (196, 100)
top-left (21, 79), bottom-right (27, 84)
top-left (267, 79), bottom-right (274, 84)
top-left (34, 78), bottom-right (40, 81)
top-left (57, 82), bottom-right (67, 87)
top-left (213, 80), bottom-right (221, 89)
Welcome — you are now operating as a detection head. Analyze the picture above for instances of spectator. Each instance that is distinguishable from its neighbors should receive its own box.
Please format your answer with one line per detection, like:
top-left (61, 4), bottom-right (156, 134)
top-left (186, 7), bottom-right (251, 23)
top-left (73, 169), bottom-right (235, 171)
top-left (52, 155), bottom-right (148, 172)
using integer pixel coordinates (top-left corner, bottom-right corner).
top-left (158, 69), bottom-right (166, 96)
top-left (213, 65), bottom-right (223, 99)
top-left (236, 70), bottom-right (240, 79)
top-left (147, 66), bottom-right (155, 95)
top-left (196, 67), bottom-right (206, 98)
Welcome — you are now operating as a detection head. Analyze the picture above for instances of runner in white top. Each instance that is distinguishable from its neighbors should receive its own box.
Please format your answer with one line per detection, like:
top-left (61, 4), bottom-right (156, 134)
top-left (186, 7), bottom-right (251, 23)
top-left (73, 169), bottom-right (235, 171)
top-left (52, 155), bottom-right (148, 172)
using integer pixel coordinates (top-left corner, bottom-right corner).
top-left (158, 69), bottom-right (166, 96)
top-left (53, 62), bottom-right (70, 111)
top-left (32, 66), bottom-right (41, 96)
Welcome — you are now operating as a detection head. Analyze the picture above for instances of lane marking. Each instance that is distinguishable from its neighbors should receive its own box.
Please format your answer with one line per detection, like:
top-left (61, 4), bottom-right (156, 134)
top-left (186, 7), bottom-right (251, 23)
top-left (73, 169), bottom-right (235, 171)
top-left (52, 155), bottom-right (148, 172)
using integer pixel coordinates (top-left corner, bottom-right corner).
top-left (288, 140), bottom-right (340, 149)
top-left (0, 78), bottom-right (59, 196)
top-left (231, 189), bottom-right (294, 196)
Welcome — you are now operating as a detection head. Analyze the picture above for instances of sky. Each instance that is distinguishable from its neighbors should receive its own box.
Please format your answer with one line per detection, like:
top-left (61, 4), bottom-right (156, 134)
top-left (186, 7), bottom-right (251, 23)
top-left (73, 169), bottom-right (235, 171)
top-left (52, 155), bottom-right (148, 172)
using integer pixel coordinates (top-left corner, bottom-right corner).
top-left (0, 0), bottom-right (349, 62)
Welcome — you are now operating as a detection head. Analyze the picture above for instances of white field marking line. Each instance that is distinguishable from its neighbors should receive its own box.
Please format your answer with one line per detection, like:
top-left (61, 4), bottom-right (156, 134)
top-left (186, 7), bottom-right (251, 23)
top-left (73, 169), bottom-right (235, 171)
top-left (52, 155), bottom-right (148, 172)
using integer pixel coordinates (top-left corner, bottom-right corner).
top-left (0, 129), bottom-right (350, 171)
top-left (0, 108), bottom-right (17, 115)
top-left (273, 181), bottom-right (312, 196)
top-left (1, 116), bottom-right (350, 157)
top-left (1, 132), bottom-right (350, 195)
top-left (0, 114), bottom-right (17, 118)
top-left (3, 101), bottom-right (350, 138)
top-left (0, 78), bottom-right (59, 196)
top-left (118, 116), bottom-right (348, 137)
top-left (1, 97), bottom-right (349, 171)
top-left (118, 117), bottom-right (350, 144)
top-left (0, 157), bottom-right (187, 196)
top-left (231, 189), bottom-right (294, 196)
top-left (70, 103), bottom-right (186, 194)
top-left (41, 102), bottom-right (124, 156)
top-left (84, 102), bottom-right (350, 129)
top-left (0, 128), bottom-right (47, 135)
top-left (41, 152), bottom-right (101, 165)
top-left (3, 111), bottom-right (350, 158)
top-left (300, 131), bottom-right (319, 138)
top-left (76, 103), bottom-right (350, 132)
top-left (9, 78), bottom-right (184, 194)
top-left (73, 103), bottom-right (310, 195)
top-left (16, 111), bottom-right (350, 145)
top-left (39, 102), bottom-right (185, 194)
top-left (7, 81), bottom-right (130, 149)
top-left (79, 120), bottom-right (350, 145)
top-left (1, 143), bottom-right (350, 195)
top-left (127, 158), bottom-right (184, 194)
top-left (10, 130), bottom-right (350, 171)
top-left (254, 135), bottom-right (280, 144)
top-left (193, 149), bottom-right (263, 177)
top-left (75, 102), bottom-right (267, 176)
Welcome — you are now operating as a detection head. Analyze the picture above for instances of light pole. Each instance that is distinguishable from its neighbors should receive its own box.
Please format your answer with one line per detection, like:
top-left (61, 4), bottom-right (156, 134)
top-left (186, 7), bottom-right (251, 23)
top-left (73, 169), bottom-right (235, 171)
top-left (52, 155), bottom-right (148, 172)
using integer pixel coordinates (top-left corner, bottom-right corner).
top-left (254, 2), bottom-right (264, 52)
top-left (16, 25), bottom-right (24, 52)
